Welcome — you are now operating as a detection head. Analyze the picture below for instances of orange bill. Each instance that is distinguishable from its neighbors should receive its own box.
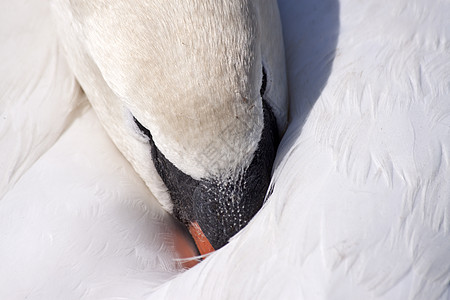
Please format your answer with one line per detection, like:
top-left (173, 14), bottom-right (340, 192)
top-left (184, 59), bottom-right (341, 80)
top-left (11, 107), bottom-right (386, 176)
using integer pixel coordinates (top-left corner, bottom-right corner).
top-left (171, 224), bottom-right (200, 269)
top-left (189, 221), bottom-right (215, 256)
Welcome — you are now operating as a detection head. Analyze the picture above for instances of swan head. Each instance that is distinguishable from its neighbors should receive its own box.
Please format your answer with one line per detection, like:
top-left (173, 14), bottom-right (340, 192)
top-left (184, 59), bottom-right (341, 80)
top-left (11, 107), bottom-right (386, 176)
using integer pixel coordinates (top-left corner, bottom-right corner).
top-left (52, 0), bottom-right (287, 253)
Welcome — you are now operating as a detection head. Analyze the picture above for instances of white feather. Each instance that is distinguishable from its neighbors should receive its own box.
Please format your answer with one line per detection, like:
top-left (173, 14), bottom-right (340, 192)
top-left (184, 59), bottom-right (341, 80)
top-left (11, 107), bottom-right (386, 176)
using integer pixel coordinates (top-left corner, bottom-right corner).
top-left (1, 0), bottom-right (449, 299)
top-left (150, 0), bottom-right (450, 299)
top-left (1, 1), bottom-right (192, 298)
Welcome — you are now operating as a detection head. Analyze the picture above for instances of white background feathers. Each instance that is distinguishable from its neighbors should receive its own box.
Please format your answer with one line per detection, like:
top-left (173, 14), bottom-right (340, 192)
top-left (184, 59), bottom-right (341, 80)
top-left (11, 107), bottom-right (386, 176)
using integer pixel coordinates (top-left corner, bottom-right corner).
top-left (1, 0), bottom-right (449, 299)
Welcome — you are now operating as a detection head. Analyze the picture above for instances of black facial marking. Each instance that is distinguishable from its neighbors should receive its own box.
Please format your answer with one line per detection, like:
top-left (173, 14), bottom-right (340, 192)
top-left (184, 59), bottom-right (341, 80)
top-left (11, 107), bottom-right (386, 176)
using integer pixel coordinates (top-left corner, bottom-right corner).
top-left (134, 118), bottom-right (197, 225)
top-left (134, 67), bottom-right (279, 250)
top-left (260, 66), bottom-right (268, 97)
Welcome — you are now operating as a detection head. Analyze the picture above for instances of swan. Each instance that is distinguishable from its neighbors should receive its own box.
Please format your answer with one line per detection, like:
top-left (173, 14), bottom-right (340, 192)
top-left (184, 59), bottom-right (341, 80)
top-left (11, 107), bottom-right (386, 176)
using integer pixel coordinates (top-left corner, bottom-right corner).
top-left (1, 0), bottom-right (449, 300)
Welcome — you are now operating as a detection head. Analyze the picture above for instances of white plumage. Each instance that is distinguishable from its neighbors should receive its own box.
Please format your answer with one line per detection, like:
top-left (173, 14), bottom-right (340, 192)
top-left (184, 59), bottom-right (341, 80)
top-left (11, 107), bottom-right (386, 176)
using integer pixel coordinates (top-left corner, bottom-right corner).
top-left (1, 1), bottom-right (188, 298)
top-left (1, 0), bottom-right (449, 299)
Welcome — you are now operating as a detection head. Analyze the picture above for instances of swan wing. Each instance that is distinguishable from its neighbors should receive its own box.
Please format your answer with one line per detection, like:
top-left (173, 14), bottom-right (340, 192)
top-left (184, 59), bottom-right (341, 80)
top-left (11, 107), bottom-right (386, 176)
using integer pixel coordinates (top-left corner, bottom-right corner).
top-left (0, 0), bottom-right (81, 199)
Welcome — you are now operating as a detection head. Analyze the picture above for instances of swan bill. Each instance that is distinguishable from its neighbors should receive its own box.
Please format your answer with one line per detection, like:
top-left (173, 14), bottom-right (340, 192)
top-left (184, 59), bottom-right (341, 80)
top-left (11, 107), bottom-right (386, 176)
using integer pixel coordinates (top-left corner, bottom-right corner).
top-left (189, 222), bottom-right (215, 256)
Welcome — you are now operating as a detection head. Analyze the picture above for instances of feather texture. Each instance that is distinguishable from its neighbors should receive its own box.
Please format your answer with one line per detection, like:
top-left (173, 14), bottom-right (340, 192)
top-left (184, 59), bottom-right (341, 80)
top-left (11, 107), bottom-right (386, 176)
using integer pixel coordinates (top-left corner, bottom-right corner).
top-left (1, 1), bottom-right (192, 298)
top-left (150, 0), bottom-right (450, 298)
top-left (1, 0), bottom-right (449, 299)
top-left (0, 0), bottom-right (81, 199)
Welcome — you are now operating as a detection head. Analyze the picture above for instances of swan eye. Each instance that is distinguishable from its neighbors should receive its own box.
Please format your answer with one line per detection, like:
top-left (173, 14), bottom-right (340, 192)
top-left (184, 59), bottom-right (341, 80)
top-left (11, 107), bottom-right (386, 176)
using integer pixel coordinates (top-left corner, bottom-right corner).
top-left (133, 117), bottom-right (151, 138)
top-left (260, 66), bottom-right (267, 97)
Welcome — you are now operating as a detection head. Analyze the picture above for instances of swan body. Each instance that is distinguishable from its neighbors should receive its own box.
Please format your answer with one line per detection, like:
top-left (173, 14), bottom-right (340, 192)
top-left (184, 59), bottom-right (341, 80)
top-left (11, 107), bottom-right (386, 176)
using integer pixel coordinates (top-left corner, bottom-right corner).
top-left (1, 0), bottom-right (450, 299)
top-left (1, 108), bottom-right (187, 299)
